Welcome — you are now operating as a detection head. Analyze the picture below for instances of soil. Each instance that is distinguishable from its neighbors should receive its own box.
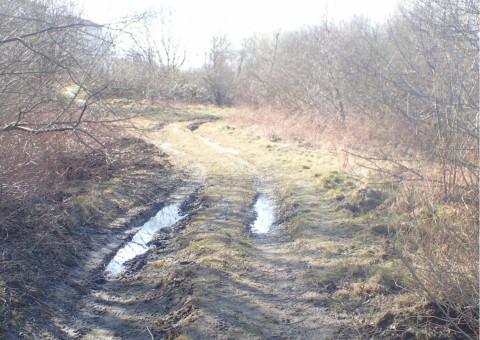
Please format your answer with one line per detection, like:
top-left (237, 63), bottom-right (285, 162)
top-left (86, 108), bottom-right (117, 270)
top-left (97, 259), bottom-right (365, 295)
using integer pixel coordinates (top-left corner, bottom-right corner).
top-left (2, 108), bottom-right (454, 339)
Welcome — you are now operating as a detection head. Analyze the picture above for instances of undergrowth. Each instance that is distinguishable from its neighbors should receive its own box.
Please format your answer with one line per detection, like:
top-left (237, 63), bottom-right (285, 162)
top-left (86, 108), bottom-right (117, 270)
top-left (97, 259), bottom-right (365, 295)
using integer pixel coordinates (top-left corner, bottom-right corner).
top-left (0, 137), bottom-right (170, 335)
top-left (230, 108), bottom-right (479, 339)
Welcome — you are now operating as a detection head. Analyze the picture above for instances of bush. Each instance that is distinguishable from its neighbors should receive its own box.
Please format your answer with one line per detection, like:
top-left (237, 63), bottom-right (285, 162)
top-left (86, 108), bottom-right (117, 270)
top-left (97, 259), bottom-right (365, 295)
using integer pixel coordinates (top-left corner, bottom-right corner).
top-left (396, 185), bottom-right (479, 338)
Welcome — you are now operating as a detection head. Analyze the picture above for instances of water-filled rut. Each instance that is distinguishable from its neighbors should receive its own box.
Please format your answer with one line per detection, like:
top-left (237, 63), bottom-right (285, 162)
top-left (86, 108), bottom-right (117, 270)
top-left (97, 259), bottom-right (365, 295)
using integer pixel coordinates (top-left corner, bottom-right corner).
top-left (250, 195), bottom-right (275, 234)
top-left (106, 204), bottom-right (185, 277)
top-left (27, 114), bottom-right (348, 340)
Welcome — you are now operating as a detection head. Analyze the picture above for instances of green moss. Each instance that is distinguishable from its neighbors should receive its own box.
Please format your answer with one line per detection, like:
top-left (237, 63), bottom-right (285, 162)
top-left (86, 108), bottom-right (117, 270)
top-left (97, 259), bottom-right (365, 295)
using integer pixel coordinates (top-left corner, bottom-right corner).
top-left (65, 195), bottom-right (104, 225)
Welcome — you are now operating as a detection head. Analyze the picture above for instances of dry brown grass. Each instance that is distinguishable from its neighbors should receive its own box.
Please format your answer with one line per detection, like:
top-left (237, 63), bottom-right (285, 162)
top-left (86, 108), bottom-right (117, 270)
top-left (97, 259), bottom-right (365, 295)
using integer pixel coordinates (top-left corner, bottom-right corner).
top-left (1, 130), bottom-right (110, 208)
top-left (393, 180), bottom-right (479, 338)
top-left (0, 133), bottom-right (170, 335)
top-left (230, 106), bottom-right (479, 338)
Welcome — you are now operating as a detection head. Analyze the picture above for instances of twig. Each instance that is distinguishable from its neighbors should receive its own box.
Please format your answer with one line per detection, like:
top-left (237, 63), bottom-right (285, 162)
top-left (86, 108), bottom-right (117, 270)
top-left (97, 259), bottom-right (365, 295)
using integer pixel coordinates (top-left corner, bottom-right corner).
top-left (146, 326), bottom-right (154, 340)
top-left (400, 256), bottom-right (474, 340)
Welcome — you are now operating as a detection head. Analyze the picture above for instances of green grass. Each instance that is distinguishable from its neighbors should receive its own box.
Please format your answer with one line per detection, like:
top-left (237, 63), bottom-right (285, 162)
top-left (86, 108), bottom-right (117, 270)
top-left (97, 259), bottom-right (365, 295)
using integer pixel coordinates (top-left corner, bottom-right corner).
top-left (125, 104), bottom-right (428, 337)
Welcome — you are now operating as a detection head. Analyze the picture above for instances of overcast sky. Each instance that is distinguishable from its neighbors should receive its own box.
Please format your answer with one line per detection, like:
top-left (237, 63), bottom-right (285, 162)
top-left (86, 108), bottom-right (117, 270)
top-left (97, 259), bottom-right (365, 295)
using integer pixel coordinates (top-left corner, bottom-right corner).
top-left (80, 0), bottom-right (400, 68)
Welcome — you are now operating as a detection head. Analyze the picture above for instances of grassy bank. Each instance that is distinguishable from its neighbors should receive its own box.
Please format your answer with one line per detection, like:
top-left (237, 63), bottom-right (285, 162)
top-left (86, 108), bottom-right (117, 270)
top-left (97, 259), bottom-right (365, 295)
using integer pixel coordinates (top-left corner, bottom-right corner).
top-left (226, 107), bottom-right (479, 338)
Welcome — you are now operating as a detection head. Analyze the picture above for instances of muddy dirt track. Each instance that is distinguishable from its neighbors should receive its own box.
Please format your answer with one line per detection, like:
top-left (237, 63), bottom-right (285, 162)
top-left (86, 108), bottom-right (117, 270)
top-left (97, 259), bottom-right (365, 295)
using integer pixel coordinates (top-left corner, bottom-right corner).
top-left (20, 112), bottom-right (370, 339)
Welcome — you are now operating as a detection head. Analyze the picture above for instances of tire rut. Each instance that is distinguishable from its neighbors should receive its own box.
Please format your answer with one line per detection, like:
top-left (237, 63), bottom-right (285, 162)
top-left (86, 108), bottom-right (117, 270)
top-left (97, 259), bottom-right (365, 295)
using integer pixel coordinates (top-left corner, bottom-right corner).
top-left (48, 118), bottom-right (342, 339)
top-left (155, 121), bottom-right (338, 338)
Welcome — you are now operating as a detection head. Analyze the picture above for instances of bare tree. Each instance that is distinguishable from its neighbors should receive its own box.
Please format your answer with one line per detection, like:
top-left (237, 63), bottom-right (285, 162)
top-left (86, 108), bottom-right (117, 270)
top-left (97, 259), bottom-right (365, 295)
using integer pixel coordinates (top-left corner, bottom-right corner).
top-left (107, 9), bottom-right (186, 102)
top-left (0, 0), bottom-right (118, 204)
top-left (203, 35), bottom-right (236, 106)
top-left (230, 1), bottom-right (478, 335)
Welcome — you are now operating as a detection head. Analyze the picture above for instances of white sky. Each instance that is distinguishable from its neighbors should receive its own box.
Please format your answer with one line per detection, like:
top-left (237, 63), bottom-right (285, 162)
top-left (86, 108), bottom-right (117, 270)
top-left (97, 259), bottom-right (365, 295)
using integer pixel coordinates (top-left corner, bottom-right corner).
top-left (80, 0), bottom-right (400, 68)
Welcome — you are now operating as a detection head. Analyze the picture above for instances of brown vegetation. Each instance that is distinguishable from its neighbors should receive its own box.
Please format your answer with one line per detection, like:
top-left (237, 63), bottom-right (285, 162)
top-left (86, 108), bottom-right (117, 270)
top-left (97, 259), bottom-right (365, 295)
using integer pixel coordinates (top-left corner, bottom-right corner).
top-left (0, 0), bottom-right (477, 338)
top-left (222, 0), bottom-right (479, 336)
top-left (0, 0), bottom-right (154, 333)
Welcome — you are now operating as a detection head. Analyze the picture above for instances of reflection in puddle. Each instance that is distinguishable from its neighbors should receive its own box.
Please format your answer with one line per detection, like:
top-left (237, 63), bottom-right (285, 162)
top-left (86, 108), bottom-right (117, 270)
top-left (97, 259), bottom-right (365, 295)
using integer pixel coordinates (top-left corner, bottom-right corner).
top-left (106, 204), bottom-right (184, 277)
top-left (251, 195), bottom-right (275, 234)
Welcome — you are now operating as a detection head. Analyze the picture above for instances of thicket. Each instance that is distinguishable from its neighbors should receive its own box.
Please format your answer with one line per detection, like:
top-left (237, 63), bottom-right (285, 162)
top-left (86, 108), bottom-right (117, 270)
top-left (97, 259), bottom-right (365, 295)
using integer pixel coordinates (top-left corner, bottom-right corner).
top-left (134, 0), bottom-right (476, 336)
top-left (1, 0), bottom-right (477, 337)
top-left (227, 0), bottom-right (478, 336)
top-left (0, 0), bottom-right (117, 208)
top-left (0, 0), bottom-right (163, 332)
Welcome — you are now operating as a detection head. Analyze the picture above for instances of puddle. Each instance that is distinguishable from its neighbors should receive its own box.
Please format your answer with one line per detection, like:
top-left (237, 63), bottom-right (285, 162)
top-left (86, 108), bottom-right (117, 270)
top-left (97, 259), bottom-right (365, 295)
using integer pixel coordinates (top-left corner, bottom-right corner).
top-left (105, 204), bottom-right (184, 277)
top-left (250, 195), bottom-right (275, 234)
